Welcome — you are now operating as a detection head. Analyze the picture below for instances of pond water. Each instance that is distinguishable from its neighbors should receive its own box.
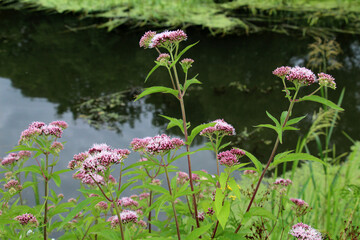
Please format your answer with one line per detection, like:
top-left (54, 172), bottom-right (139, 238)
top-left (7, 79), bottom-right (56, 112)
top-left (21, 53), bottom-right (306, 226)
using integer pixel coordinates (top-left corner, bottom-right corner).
top-left (1, 10), bottom-right (360, 202)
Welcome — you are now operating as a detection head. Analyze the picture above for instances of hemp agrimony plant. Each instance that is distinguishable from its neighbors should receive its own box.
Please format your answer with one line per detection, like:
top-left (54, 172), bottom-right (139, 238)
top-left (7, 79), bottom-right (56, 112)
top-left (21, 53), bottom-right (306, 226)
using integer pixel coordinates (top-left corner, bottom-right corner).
top-left (0, 29), bottom-right (348, 240)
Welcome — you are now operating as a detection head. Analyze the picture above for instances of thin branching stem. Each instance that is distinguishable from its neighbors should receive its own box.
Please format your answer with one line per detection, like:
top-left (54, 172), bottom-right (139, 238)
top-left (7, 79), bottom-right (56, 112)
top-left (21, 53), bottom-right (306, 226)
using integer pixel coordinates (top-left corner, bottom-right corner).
top-left (235, 88), bottom-right (299, 234)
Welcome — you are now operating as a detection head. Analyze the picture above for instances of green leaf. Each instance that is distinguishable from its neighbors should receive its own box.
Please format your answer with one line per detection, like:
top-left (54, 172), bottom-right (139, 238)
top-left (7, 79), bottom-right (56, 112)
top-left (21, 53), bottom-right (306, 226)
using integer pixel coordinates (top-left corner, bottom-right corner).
top-left (299, 95), bottom-right (344, 111)
top-left (169, 41), bottom-right (199, 68)
top-left (52, 174), bottom-right (61, 187)
top-left (187, 122), bottom-right (216, 145)
top-left (214, 188), bottom-right (224, 214)
top-left (244, 150), bottom-right (263, 173)
top-left (266, 111), bottom-right (280, 126)
top-left (57, 197), bottom-right (101, 229)
top-left (160, 115), bottom-right (185, 134)
top-left (134, 86), bottom-right (179, 101)
top-left (219, 172), bottom-right (227, 190)
top-left (18, 165), bottom-right (42, 175)
top-left (142, 184), bottom-right (169, 195)
top-left (218, 201), bottom-right (231, 229)
top-left (0, 218), bottom-right (17, 224)
top-left (243, 207), bottom-right (277, 223)
top-left (145, 64), bottom-right (160, 82)
top-left (183, 76), bottom-right (201, 92)
top-left (185, 223), bottom-right (213, 240)
top-left (52, 169), bottom-right (71, 175)
top-left (228, 178), bottom-right (241, 201)
top-left (271, 153), bottom-right (326, 168)
top-left (286, 115), bottom-right (306, 126)
top-left (280, 111), bottom-right (288, 127)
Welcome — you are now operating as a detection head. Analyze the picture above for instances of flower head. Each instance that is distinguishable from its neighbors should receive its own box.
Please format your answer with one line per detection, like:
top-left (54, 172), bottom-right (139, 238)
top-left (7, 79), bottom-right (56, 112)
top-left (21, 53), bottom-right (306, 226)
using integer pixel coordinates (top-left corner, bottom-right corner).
top-left (217, 148), bottom-right (245, 167)
top-left (70, 143), bottom-right (129, 186)
top-left (4, 179), bottom-right (22, 191)
top-left (115, 197), bottom-right (139, 209)
top-left (290, 198), bottom-right (309, 207)
top-left (146, 134), bottom-right (184, 155)
top-left (50, 141), bottom-right (64, 153)
top-left (15, 213), bottom-right (38, 226)
top-left (19, 121), bottom-right (67, 144)
top-left (180, 58), bottom-right (194, 72)
top-left (274, 178), bottom-right (292, 186)
top-left (139, 31), bottom-right (156, 48)
top-left (200, 119), bottom-right (235, 137)
top-left (289, 223), bottom-right (322, 240)
top-left (95, 201), bottom-right (109, 211)
top-left (108, 210), bottom-right (138, 228)
top-left (177, 171), bottom-right (189, 185)
top-left (286, 67), bottom-right (316, 86)
top-left (156, 53), bottom-right (171, 66)
top-left (317, 73), bottom-right (336, 89)
top-left (149, 30), bottom-right (187, 49)
top-left (273, 66), bottom-right (291, 78)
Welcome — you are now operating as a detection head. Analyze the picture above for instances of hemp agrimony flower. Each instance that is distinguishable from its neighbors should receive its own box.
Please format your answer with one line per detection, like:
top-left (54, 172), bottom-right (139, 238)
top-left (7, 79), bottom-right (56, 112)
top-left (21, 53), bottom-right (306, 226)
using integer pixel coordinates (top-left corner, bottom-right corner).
top-left (200, 119), bottom-right (235, 137)
top-left (289, 223), bottom-right (322, 240)
top-left (317, 72), bottom-right (336, 89)
top-left (217, 148), bottom-right (245, 167)
top-left (14, 213), bottom-right (38, 227)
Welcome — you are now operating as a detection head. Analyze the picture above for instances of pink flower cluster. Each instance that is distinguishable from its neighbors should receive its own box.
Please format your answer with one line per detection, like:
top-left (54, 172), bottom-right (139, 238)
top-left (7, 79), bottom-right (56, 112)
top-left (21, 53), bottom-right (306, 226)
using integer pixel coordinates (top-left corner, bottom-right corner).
top-left (317, 73), bottom-right (336, 89)
top-left (176, 171), bottom-right (200, 184)
top-left (95, 201), bottom-right (109, 211)
top-left (139, 193), bottom-right (150, 200)
top-left (1, 151), bottom-right (31, 166)
top-left (4, 179), bottom-right (23, 191)
top-left (290, 198), bottom-right (309, 207)
top-left (272, 66), bottom-right (291, 78)
top-left (156, 53), bottom-right (171, 65)
top-left (217, 148), bottom-right (245, 167)
top-left (69, 143), bottom-right (130, 186)
top-left (107, 210), bottom-right (138, 227)
top-left (286, 66), bottom-right (316, 85)
top-left (131, 134), bottom-right (184, 155)
top-left (14, 213), bottom-right (38, 226)
top-left (139, 31), bottom-right (156, 48)
top-left (289, 223), bottom-right (322, 240)
top-left (274, 178), bottom-right (292, 186)
top-left (244, 170), bottom-right (257, 175)
top-left (19, 121), bottom-right (68, 144)
top-left (139, 30), bottom-right (187, 49)
top-left (200, 119), bottom-right (236, 137)
top-left (115, 197), bottom-right (139, 208)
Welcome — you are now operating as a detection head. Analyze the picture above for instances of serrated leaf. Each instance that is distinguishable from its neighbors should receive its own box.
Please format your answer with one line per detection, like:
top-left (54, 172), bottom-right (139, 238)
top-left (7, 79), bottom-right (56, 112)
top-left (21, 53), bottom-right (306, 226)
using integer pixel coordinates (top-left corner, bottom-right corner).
top-left (145, 64), bottom-right (160, 83)
top-left (270, 153), bottom-right (326, 168)
top-left (299, 95), bottom-right (344, 111)
top-left (57, 197), bottom-right (101, 229)
top-left (286, 115), bottom-right (307, 126)
top-left (243, 207), bottom-right (277, 223)
top-left (187, 122), bottom-right (216, 145)
top-left (280, 111), bottom-right (288, 127)
top-left (52, 174), bottom-right (61, 187)
top-left (169, 41), bottom-right (199, 68)
top-left (266, 111), bottom-right (280, 127)
top-left (244, 150), bottom-right (263, 173)
top-left (134, 86), bottom-right (179, 101)
top-left (228, 178), bottom-right (241, 201)
top-left (159, 115), bottom-right (185, 134)
top-left (183, 76), bottom-right (201, 92)
top-left (218, 201), bottom-right (231, 229)
top-left (185, 223), bottom-right (213, 240)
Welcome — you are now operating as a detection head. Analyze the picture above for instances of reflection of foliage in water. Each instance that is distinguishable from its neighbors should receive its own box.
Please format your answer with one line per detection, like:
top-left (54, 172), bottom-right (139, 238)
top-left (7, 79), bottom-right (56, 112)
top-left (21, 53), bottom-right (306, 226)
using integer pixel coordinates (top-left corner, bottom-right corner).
top-left (77, 91), bottom-right (140, 133)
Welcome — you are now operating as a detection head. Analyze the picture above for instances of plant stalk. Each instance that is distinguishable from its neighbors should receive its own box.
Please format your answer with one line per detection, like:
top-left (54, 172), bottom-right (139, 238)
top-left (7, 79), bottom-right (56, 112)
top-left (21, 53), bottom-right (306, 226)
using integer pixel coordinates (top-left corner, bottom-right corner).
top-left (163, 164), bottom-right (181, 240)
top-left (235, 89), bottom-right (299, 233)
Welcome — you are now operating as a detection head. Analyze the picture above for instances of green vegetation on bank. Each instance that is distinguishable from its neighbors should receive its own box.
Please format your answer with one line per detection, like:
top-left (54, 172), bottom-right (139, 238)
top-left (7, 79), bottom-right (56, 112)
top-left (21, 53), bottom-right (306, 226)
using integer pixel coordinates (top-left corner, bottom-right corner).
top-left (1, 0), bottom-right (360, 35)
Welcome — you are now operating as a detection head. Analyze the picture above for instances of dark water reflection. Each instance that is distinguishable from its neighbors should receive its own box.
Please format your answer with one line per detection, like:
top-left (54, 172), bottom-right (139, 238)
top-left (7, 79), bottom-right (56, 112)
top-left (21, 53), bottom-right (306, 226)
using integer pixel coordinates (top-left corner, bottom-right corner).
top-left (1, 10), bottom-right (360, 203)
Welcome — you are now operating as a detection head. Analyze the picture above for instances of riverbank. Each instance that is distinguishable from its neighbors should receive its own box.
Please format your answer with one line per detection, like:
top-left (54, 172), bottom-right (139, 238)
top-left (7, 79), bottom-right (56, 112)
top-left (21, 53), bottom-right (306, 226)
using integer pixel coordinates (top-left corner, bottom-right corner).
top-left (1, 0), bottom-right (360, 36)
